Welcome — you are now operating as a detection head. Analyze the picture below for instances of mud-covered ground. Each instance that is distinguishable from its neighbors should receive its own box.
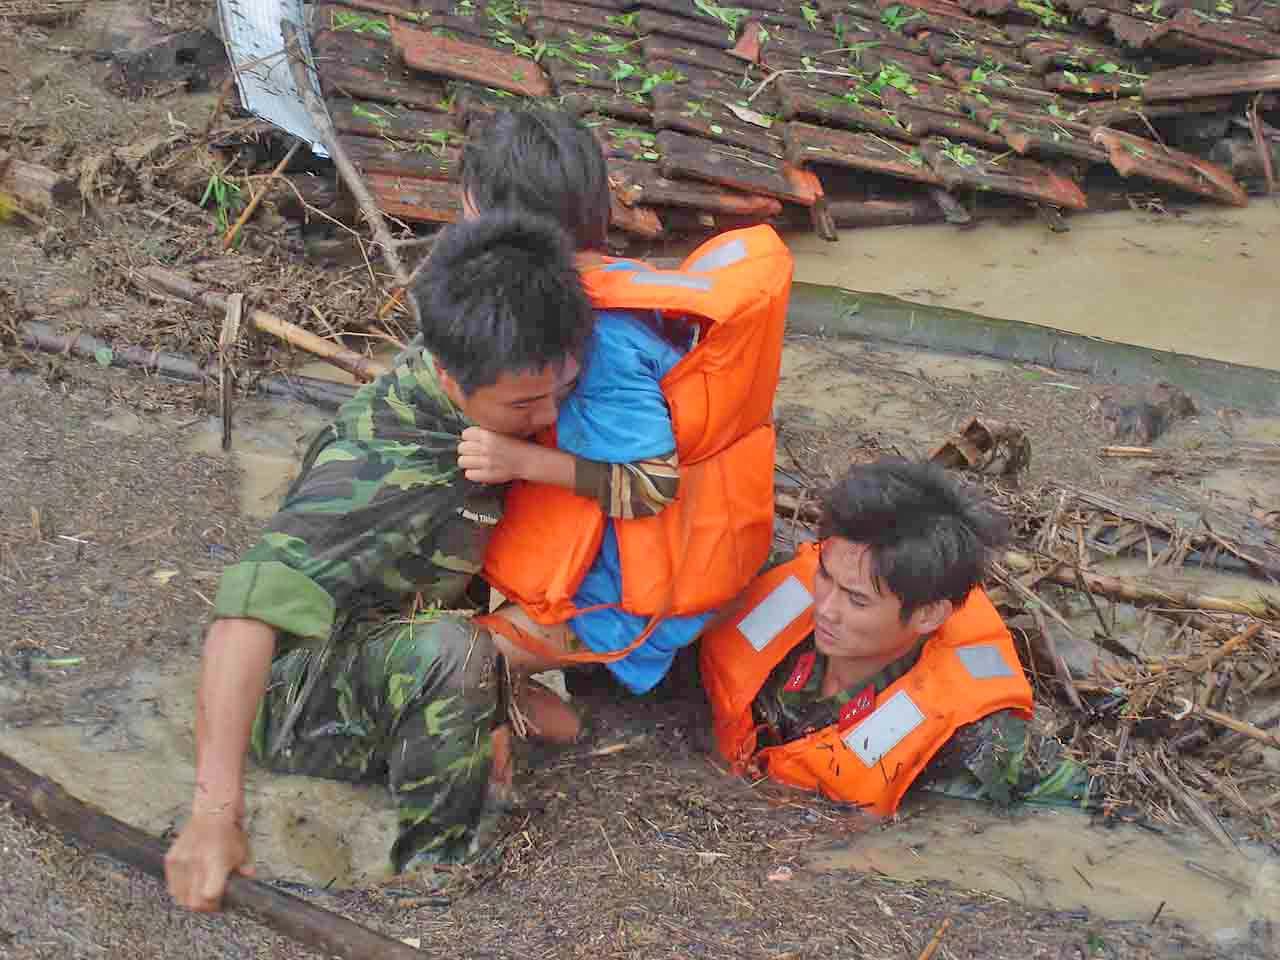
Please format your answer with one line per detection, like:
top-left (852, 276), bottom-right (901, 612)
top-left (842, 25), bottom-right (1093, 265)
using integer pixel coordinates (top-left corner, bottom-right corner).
top-left (3, 2), bottom-right (1277, 957)
top-left (0, 358), bottom-right (1266, 960)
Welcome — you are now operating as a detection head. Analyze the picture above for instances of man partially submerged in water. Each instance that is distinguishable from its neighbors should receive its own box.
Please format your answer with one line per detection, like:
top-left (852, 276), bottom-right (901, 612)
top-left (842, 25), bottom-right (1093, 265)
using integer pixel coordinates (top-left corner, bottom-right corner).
top-left (700, 460), bottom-right (1090, 813)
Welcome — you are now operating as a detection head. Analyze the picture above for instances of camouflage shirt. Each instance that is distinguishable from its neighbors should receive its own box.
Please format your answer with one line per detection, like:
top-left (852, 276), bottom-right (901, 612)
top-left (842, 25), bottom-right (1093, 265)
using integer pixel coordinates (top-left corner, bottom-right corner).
top-left (753, 636), bottom-right (1091, 807)
top-left (212, 347), bottom-right (504, 646)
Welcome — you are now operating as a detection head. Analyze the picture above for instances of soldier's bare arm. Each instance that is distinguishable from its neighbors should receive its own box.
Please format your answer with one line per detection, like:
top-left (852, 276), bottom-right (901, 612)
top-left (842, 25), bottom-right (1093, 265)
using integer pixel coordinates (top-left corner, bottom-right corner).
top-left (164, 617), bottom-right (274, 911)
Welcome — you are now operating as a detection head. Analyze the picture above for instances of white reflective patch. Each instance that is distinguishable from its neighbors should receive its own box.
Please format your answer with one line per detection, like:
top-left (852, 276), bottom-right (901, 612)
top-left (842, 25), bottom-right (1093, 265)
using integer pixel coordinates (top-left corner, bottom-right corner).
top-left (688, 237), bottom-right (748, 273)
top-left (955, 644), bottom-right (1015, 680)
top-left (737, 576), bottom-right (812, 652)
top-left (629, 272), bottom-right (712, 291)
top-left (842, 690), bottom-right (925, 767)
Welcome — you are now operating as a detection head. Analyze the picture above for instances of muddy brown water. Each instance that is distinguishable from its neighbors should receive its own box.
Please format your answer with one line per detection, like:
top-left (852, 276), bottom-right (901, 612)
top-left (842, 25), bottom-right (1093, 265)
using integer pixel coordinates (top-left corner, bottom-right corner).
top-left (3, 341), bottom-right (1278, 948)
top-left (787, 204), bottom-right (1280, 372)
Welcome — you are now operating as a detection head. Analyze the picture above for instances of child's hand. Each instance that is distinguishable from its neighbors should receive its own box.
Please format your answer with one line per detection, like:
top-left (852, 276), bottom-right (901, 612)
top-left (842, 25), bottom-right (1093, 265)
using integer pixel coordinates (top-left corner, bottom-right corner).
top-left (458, 427), bottom-right (535, 484)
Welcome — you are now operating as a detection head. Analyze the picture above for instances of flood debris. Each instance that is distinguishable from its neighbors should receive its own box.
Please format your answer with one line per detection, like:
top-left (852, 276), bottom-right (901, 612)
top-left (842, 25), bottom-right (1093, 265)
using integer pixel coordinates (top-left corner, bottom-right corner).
top-left (150, 0), bottom-right (1279, 252)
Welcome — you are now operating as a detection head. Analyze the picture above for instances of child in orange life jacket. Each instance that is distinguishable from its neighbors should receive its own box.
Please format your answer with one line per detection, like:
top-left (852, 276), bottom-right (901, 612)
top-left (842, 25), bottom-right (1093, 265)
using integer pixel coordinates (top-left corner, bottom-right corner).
top-left (700, 461), bottom-right (1088, 815)
top-left (454, 109), bottom-right (716, 694)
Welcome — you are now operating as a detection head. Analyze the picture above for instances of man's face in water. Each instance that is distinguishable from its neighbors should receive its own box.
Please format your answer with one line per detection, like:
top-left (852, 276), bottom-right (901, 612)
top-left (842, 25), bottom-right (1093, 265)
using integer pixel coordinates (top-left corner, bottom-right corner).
top-left (812, 537), bottom-right (951, 665)
top-left (439, 357), bottom-right (580, 438)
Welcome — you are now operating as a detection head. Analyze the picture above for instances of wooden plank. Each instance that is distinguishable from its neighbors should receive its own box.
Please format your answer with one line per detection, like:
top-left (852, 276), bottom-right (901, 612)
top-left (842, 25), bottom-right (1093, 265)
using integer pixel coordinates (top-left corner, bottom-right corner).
top-left (596, 122), bottom-right (664, 162)
top-left (1044, 70), bottom-right (1144, 97)
top-left (831, 13), bottom-right (928, 53)
top-left (529, 0), bottom-right (631, 12)
top-left (656, 129), bottom-right (819, 204)
top-left (542, 55), bottom-right (647, 94)
top-left (858, 45), bottom-right (940, 79)
top-left (452, 82), bottom-right (530, 130)
top-left (313, 26), bottom-right (450, 110)
top-left (367, 172), bottom-right (463, 223)
top-left (1075, 95), bottom-right (1239, 127)
top-left (826, 195), bottom-right (948, 227)
top-left (341, 133), bottom-right (462, 180)
top-left (652, 91), bottom-right (787, 157)
top-left (1091, 128), bottom-right (1250, 206)
top-left (925, 36), bottom-right (1033, 74)
top-left (982, 112), bottom-right (1110, 164)
top-left (610, 160), bottom-right (785, 215)
top-left (895, 105), bottom-right (1006, 149)
top-left (535, 1), bottom-right (637, 34)
top-left (636, 10), bottom-right (738, 49)
top-left (783, 121), bottom-right (943, 184)
top-left (610, 191), bottom-right (664, 236)
top-left (391, 19), bottom-right (553, 97)
top-left (329, 98), bottom-right (460, 140)
top-left (1164, 9), bottom-right (1280, 60)
top-left (650, 58), bottom-right (781, 113)
top-left (641, 35), bottom-right (750, 73)
top-left (816, 0), bottom-right (884, 18)
top-left (1142, 59), bottom-right (1280, 101)
top-left (777, 76), bottom-right (920, 140)
top-left (562, 88), bottom-right (655, 122)
top-left (943, 63), bottom-right (1060, 105)
top-left (1022, 37), bottom-right (1136, 74)
top-left (919, 137), bottom-right (1088, 208)
top-left (896, 7), bottom-right (1018, 48)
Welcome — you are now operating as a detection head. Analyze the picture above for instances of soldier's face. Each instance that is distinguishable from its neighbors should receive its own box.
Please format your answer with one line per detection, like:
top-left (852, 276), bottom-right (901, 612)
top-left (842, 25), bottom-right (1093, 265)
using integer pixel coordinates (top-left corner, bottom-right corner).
top-left (453, 356), bottom-right (580, 437)
top-left (812, 537), bottom-right (949, 665)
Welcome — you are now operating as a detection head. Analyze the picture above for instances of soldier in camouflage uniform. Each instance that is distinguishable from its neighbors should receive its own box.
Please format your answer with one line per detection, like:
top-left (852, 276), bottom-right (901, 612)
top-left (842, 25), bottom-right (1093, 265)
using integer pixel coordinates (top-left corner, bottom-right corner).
top-left (165, 212), bottom-right (597, 912)
top-left (749, 462), bottom-right (1092, 808)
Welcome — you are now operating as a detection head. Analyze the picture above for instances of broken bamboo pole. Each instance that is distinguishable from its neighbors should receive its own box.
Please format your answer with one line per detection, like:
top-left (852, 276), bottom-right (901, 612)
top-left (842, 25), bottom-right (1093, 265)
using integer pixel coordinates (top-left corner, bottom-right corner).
top-left (139, 266), bottom-right (390, 383)
top-left (0, 751), bottom-right (425, 960)
top-left (280, 20), bottom-right (410, 291)
top-left (16, 322), bottom-right (357, 410)
top-left (1002, 551), bottom-right (1273, 617)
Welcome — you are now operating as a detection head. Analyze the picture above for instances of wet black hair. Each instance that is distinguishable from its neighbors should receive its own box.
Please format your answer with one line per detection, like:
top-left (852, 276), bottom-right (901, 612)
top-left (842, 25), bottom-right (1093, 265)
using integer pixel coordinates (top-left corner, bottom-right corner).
top-left (821, 459), bottom-right (1009, 620)
top-left (412, 210), bottom-right (595, 393)
top-left (461, 107), bottom-right (611, 251)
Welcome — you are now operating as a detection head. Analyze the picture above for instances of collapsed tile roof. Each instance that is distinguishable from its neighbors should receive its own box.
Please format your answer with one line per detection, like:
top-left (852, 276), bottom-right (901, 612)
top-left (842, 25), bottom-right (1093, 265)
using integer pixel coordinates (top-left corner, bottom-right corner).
top-left (308, 0), bottom-right (1280, 241)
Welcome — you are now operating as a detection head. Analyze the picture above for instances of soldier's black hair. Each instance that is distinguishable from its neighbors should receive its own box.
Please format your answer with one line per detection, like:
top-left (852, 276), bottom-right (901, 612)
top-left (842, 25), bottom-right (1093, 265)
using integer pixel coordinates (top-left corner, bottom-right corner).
top-left (412, 210), bottom-right (594, 393)
top-left (821, 460), bottom-right (1009, 620)
top-left (460, 107), bottom-right (611, 251)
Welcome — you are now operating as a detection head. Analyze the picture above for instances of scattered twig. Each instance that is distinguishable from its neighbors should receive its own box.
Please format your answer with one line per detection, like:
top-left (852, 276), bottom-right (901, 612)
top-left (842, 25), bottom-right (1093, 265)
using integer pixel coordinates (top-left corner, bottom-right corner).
top-left (600, 823), bottom-right (623, 874)
top-left (916, 917), bottom-right (952, 960)
top-left (223, 140), bottom-right (302, 250)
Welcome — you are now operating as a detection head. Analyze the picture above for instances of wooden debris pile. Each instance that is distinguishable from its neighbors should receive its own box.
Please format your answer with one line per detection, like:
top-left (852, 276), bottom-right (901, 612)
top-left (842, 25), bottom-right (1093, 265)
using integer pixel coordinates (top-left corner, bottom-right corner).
top-left (279, 0), bottom-right (1280, 246)
top-left (995, 483), bottom-right (1279, 843)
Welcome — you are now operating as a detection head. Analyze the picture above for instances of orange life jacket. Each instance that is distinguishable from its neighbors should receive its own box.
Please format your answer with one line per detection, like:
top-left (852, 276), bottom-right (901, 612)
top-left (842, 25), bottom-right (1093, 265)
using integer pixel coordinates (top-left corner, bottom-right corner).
top-left (478, 226), bottom-right (792, 662)
top-left (699, 542), bottom-right (1034, 815)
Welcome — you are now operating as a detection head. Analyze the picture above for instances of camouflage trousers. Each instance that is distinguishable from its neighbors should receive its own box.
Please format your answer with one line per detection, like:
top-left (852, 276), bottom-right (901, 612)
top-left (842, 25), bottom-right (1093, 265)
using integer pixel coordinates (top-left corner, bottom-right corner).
top-left (249, 612), bottom-right (503, 872)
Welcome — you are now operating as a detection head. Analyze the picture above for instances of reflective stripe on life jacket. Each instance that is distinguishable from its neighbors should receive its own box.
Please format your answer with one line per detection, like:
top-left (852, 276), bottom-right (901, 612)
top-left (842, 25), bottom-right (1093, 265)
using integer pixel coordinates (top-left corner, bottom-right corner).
top-left (698, 542), bottom-right (1034, 816)
top-left (480, 226), bottom-right (791, 642)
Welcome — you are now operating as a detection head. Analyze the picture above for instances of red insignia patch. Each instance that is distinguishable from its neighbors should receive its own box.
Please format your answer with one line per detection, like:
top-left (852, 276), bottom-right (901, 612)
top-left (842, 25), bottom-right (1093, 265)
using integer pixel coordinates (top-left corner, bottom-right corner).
top-left (783, 652), bottom-right (817, 692)
top-left (837, 685), bottom-right (877, 731)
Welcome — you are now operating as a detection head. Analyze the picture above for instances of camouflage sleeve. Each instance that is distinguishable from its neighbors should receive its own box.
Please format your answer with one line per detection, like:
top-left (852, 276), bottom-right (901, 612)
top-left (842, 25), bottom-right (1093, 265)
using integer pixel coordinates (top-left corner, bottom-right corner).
top-left (914, 709), bottom-right (1094, 808)
top-left (213, 356), bottom-right (502, 641)
top-left (573, 450), bottom-right (680, 519)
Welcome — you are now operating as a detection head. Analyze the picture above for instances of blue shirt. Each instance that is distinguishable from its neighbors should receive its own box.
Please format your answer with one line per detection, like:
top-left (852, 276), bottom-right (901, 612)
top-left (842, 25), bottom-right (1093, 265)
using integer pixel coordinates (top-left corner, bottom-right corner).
top-left (555, 272), bottom-right (714, 694)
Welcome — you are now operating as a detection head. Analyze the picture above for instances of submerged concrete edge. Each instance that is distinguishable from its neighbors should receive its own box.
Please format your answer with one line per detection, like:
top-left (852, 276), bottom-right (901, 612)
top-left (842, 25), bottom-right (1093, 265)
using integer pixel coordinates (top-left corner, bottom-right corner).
top-left (787, 282), bottom-right (1280, 415)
